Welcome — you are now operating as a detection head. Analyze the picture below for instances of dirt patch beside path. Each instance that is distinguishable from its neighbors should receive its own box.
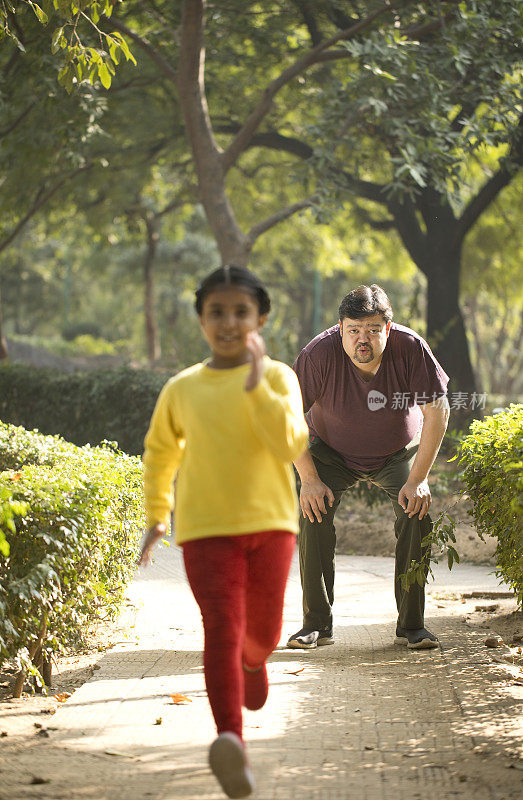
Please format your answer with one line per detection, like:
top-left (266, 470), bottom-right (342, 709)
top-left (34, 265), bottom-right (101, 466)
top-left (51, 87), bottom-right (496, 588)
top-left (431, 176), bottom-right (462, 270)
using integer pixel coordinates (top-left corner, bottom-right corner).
top-left (0, 614), bottom-right (126, 741)
top-left (335, 490), bottom-right (497, 562)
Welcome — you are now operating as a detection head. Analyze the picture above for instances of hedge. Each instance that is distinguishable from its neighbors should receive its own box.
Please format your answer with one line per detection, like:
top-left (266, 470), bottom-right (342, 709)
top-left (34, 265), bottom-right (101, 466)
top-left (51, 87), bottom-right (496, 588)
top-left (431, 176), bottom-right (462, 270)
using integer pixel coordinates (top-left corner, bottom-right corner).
top-left (457, 404), bottom-right (523, 606)
top-left (0, 423), bottom-right (145, 695)
top-left (0, 364), bottom-right (170, 456)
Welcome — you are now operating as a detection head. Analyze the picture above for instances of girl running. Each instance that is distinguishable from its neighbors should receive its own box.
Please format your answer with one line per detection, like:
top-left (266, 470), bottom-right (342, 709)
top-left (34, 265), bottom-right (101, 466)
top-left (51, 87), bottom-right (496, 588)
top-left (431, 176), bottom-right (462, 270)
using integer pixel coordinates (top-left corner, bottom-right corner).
top-left (139, 265), bottom-right (308, 798)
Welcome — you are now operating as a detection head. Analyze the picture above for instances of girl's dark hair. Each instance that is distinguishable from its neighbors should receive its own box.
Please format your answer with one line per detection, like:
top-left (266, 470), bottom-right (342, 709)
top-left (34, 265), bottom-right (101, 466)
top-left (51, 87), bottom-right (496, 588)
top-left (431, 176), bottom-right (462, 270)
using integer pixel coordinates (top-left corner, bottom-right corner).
top-left (338, 284), bottom-right (393, 323)
top-left (194, 265), bottom-right (271, 315)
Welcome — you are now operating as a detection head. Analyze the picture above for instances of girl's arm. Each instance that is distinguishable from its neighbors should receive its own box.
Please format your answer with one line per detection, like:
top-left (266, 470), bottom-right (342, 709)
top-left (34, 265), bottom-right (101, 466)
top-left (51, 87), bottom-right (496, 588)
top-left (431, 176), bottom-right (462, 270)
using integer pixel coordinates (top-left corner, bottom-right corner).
top-left (138, 523), bottom-right (166, 566)
top-left (143, 381), bottom-right (184, 531)
top-left (244, 334), bottom-right (309, 462)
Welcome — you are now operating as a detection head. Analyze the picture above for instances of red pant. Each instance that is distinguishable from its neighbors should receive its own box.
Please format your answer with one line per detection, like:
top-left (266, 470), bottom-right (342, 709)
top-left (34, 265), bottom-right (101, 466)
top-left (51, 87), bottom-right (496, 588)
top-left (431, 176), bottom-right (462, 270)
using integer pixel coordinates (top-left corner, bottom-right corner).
top-left (183, 530), bottom-right (295, 740)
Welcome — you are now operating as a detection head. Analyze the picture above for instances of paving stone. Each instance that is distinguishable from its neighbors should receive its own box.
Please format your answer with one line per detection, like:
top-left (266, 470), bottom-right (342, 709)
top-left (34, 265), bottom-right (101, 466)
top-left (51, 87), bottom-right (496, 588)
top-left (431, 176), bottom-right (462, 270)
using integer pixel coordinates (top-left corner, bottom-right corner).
top-left (32, 546), bottom-right (521, 800)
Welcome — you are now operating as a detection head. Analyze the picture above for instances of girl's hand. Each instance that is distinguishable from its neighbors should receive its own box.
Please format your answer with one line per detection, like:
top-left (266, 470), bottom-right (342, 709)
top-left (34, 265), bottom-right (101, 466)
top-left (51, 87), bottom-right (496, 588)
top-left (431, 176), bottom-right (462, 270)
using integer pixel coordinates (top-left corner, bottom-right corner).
top-left (137, 524), bottom-right (166, 566)
top-left (244, 331), bottom-right (266, 391)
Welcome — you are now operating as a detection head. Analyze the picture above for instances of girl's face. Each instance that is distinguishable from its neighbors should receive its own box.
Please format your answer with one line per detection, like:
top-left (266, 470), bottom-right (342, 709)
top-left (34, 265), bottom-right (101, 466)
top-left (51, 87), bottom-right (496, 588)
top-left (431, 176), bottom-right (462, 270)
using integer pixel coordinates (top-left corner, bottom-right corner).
top-left (199, 285), bottom-right (267, 368)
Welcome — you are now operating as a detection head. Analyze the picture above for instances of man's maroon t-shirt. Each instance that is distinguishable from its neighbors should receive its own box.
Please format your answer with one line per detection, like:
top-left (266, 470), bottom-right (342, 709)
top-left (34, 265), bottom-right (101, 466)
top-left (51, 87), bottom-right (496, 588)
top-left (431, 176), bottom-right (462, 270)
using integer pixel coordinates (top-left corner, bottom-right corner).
top-left (293, 323), bottom-right (449, 472)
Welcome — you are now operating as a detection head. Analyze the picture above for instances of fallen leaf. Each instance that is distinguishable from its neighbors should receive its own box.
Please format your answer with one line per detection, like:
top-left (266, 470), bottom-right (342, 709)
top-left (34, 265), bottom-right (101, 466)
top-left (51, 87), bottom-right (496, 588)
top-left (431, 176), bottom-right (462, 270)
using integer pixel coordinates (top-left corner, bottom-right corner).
top-left (169, 693), bottom-right (192, 704)
top-left (53, 692), bottom-right (72, 703)
top-left (30, 776), bottom-right (51, 785)
top-left (104, 749), bottom-right (135, 758)
top-left (285, 667), bottom-right (305, 676)
top-left (154, 717), bottom-right (162, 725)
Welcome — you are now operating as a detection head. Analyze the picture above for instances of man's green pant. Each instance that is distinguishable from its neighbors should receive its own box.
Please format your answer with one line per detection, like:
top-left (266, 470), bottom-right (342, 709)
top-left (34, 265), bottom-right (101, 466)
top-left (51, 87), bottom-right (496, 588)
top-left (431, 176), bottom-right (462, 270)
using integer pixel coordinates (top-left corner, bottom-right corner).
top-left (298, 436), bottom-right (432, 632)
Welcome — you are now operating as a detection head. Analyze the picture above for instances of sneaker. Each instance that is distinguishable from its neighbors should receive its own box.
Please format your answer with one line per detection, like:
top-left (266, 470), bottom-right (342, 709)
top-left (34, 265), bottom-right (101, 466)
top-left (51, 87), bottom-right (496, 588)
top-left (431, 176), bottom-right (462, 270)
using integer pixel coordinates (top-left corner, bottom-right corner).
top-left (243, 662), bottom-right (268, 710)
top-left (394, 626), bottom-right (439, 650)
top-left (287, 627), bottom-right (334, 649)
top-left (209, 732), bottom-right (255, 799)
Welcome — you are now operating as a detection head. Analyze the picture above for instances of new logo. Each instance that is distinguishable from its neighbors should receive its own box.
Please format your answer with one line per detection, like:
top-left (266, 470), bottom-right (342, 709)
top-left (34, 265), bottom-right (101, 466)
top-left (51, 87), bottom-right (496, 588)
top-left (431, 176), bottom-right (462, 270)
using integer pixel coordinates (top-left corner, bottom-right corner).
top-left (367, 390), bottom-right (387, 411)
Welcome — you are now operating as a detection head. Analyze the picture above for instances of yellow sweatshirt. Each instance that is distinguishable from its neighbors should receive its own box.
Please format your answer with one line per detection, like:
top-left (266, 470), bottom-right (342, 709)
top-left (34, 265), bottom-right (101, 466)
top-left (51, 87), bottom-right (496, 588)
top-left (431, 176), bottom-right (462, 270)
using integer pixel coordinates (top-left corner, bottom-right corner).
top-left (143, 356), bottom-right (309, 544)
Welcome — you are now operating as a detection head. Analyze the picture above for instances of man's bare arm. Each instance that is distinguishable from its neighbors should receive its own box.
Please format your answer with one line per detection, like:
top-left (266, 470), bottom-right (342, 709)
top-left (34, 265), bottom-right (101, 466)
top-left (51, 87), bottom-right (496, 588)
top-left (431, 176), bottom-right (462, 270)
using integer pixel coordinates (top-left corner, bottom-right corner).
top-left (398, 397), bottom-right (450, 519)
top-left (294, 448), bottom-right (335, 523)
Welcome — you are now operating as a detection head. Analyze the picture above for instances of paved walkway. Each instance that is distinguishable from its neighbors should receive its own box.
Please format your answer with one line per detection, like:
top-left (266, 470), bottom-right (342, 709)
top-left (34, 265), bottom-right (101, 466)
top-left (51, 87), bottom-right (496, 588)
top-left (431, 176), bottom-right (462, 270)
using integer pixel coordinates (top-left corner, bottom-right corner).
top-left (10, 547), bottom-right (523, 800)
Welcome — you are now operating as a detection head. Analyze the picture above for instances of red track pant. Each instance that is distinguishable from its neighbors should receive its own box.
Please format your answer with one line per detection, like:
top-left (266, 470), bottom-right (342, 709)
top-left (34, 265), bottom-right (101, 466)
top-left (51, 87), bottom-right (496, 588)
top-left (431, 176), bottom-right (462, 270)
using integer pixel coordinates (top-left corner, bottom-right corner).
top-left (183, 530), bottom-right (295, 740)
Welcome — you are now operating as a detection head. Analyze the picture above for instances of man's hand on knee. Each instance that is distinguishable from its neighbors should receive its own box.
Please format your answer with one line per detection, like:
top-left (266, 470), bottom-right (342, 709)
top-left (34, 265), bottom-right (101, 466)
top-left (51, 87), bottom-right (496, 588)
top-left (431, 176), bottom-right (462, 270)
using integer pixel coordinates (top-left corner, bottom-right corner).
top-left (398, 479), bottom-right (431, 519)
top-left (300, 478), bottom-right (335, 523)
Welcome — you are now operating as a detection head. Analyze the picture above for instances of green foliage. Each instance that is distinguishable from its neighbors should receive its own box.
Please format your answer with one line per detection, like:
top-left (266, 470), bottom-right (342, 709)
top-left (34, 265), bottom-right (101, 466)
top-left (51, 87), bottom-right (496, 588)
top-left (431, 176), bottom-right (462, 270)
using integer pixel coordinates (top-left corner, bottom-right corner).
top-left (462, 174), bottom-right (523, 396)
top-left (0, 1), bottom-right (135, 92)
top-left (0, 487), bottom-right (28, 557)
top-left (399, 509), bottom-right (461, 593)
top-left (0, 422), bottom-right (144, 684)
top-left (2, 0), bottom-right (521, 397)
top-left (400, 406), bottom-right (523, 602)
top-left (8, 332), bottom-right (129, 357)
top-left (310, 1), bottom-right (522, 204)
top-left (0, 364), bottom-right (169, 455)
top-left (457, 405), bottom-right (523, 604)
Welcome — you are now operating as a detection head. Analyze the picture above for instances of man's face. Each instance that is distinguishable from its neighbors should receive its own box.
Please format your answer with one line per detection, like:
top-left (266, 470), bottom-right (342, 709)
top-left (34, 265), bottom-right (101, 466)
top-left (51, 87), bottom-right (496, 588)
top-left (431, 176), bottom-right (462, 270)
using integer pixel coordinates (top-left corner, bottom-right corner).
top-left (339, 314), bottom-right (391, 368)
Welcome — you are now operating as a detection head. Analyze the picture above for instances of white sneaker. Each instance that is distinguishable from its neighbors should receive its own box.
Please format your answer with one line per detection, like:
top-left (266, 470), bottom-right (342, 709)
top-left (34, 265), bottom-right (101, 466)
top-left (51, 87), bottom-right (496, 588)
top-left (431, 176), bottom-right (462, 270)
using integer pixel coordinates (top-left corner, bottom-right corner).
top-left (209, 732), bottom-right (255, 798)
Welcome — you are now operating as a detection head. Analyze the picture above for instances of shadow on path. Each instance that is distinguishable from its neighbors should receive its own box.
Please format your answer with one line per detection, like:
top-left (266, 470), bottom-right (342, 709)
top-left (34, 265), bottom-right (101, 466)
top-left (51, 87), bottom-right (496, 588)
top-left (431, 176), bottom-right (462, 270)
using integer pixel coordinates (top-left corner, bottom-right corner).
top-left (15, 617), bottom-right (515, 800)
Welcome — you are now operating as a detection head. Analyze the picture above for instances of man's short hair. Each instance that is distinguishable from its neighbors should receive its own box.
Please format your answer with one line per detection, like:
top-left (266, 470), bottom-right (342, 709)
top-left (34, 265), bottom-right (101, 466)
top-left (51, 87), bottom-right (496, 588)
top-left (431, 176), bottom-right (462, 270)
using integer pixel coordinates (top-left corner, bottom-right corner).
top-left (338, 284), bottom-right (393, 323)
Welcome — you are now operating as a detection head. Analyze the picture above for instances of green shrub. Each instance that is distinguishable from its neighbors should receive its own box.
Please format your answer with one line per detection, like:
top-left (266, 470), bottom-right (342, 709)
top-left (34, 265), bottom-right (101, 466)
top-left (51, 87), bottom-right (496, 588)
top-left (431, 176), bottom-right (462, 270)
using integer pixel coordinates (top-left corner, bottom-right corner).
top-left (0, 364), bottom-right (169, 455)
top-left (0, 423), bottom-right (145, 689)
top-left (0, 420), bottom-right (79, 471)
top-left (457, 404), bottom-right (523, 605)
top-left (6, 332), bottom-right (124, 357)
top-left (71, 334), bottom-right (125, 356)
top-left (62, 322), bottom-right (102, 341)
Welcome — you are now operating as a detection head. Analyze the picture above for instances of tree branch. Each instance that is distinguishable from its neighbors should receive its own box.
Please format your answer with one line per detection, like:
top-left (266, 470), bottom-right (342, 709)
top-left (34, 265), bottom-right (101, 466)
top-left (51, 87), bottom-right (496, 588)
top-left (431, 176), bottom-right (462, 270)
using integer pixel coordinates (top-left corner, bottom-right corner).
top-left (338, 170), bottom-right (389, 205)
top-left (387, 197), bottom-right (428, 270)
top-left (0, 101), bottom-right (37, 139)
top-left (221, 4), bottom-right (390, 174)
top-left (405, 12), bottom-right (454, 41)
top-left (0, 166), bottom-right (92, 256)
top-left (292, 0), bottom-right (324, 46)
top-left (248, 197), bottom-right (315, 243)
top-left (215, 123), bottom-right (314, 160)
top-left (158, 193), bottom-right (195, 218)
top-left (325, 1), bottom-right (361, 31)
top-left (455, 165), bottom-right (520, 246)
top-left (455, 116), bottom-right (523, 245)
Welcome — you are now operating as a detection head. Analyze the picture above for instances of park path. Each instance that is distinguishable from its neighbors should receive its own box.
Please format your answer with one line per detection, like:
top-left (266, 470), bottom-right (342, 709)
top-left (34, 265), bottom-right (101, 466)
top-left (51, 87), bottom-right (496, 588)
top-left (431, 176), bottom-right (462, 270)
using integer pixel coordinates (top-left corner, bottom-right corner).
top-left (2, 547), bottom-right (522, 800)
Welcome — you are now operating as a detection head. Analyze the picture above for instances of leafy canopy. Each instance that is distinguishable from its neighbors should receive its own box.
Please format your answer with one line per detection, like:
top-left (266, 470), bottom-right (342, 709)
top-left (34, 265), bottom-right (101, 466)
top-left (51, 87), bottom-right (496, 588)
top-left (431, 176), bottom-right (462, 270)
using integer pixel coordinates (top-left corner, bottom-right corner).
top-left (0, 0), bottom-right (135, 91)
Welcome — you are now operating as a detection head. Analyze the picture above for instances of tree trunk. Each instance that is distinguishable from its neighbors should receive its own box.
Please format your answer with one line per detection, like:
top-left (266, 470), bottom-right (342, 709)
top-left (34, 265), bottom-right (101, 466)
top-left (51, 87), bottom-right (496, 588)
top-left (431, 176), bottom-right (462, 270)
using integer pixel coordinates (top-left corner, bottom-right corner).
top-left (13, 614), bottom-right (47, 698)
top-left (423, 249), bottom-right (477, 405)
top-left (390, 194), bottom-right (477, 404)
top-left (177, 0), bottom-right (251, 266)
top-left (0, 284), bottom-right (8, 361)
top-left (144, 217), bottom-right (161, 364)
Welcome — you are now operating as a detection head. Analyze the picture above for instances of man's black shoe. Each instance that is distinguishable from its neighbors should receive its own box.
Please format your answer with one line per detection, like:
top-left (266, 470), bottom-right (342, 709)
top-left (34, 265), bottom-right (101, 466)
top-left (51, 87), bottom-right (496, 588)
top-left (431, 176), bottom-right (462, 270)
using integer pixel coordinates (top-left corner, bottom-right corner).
top-left (394, 626), bottom-right (439, 650)
top-left (287, 627), bottom-right (334, 649)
